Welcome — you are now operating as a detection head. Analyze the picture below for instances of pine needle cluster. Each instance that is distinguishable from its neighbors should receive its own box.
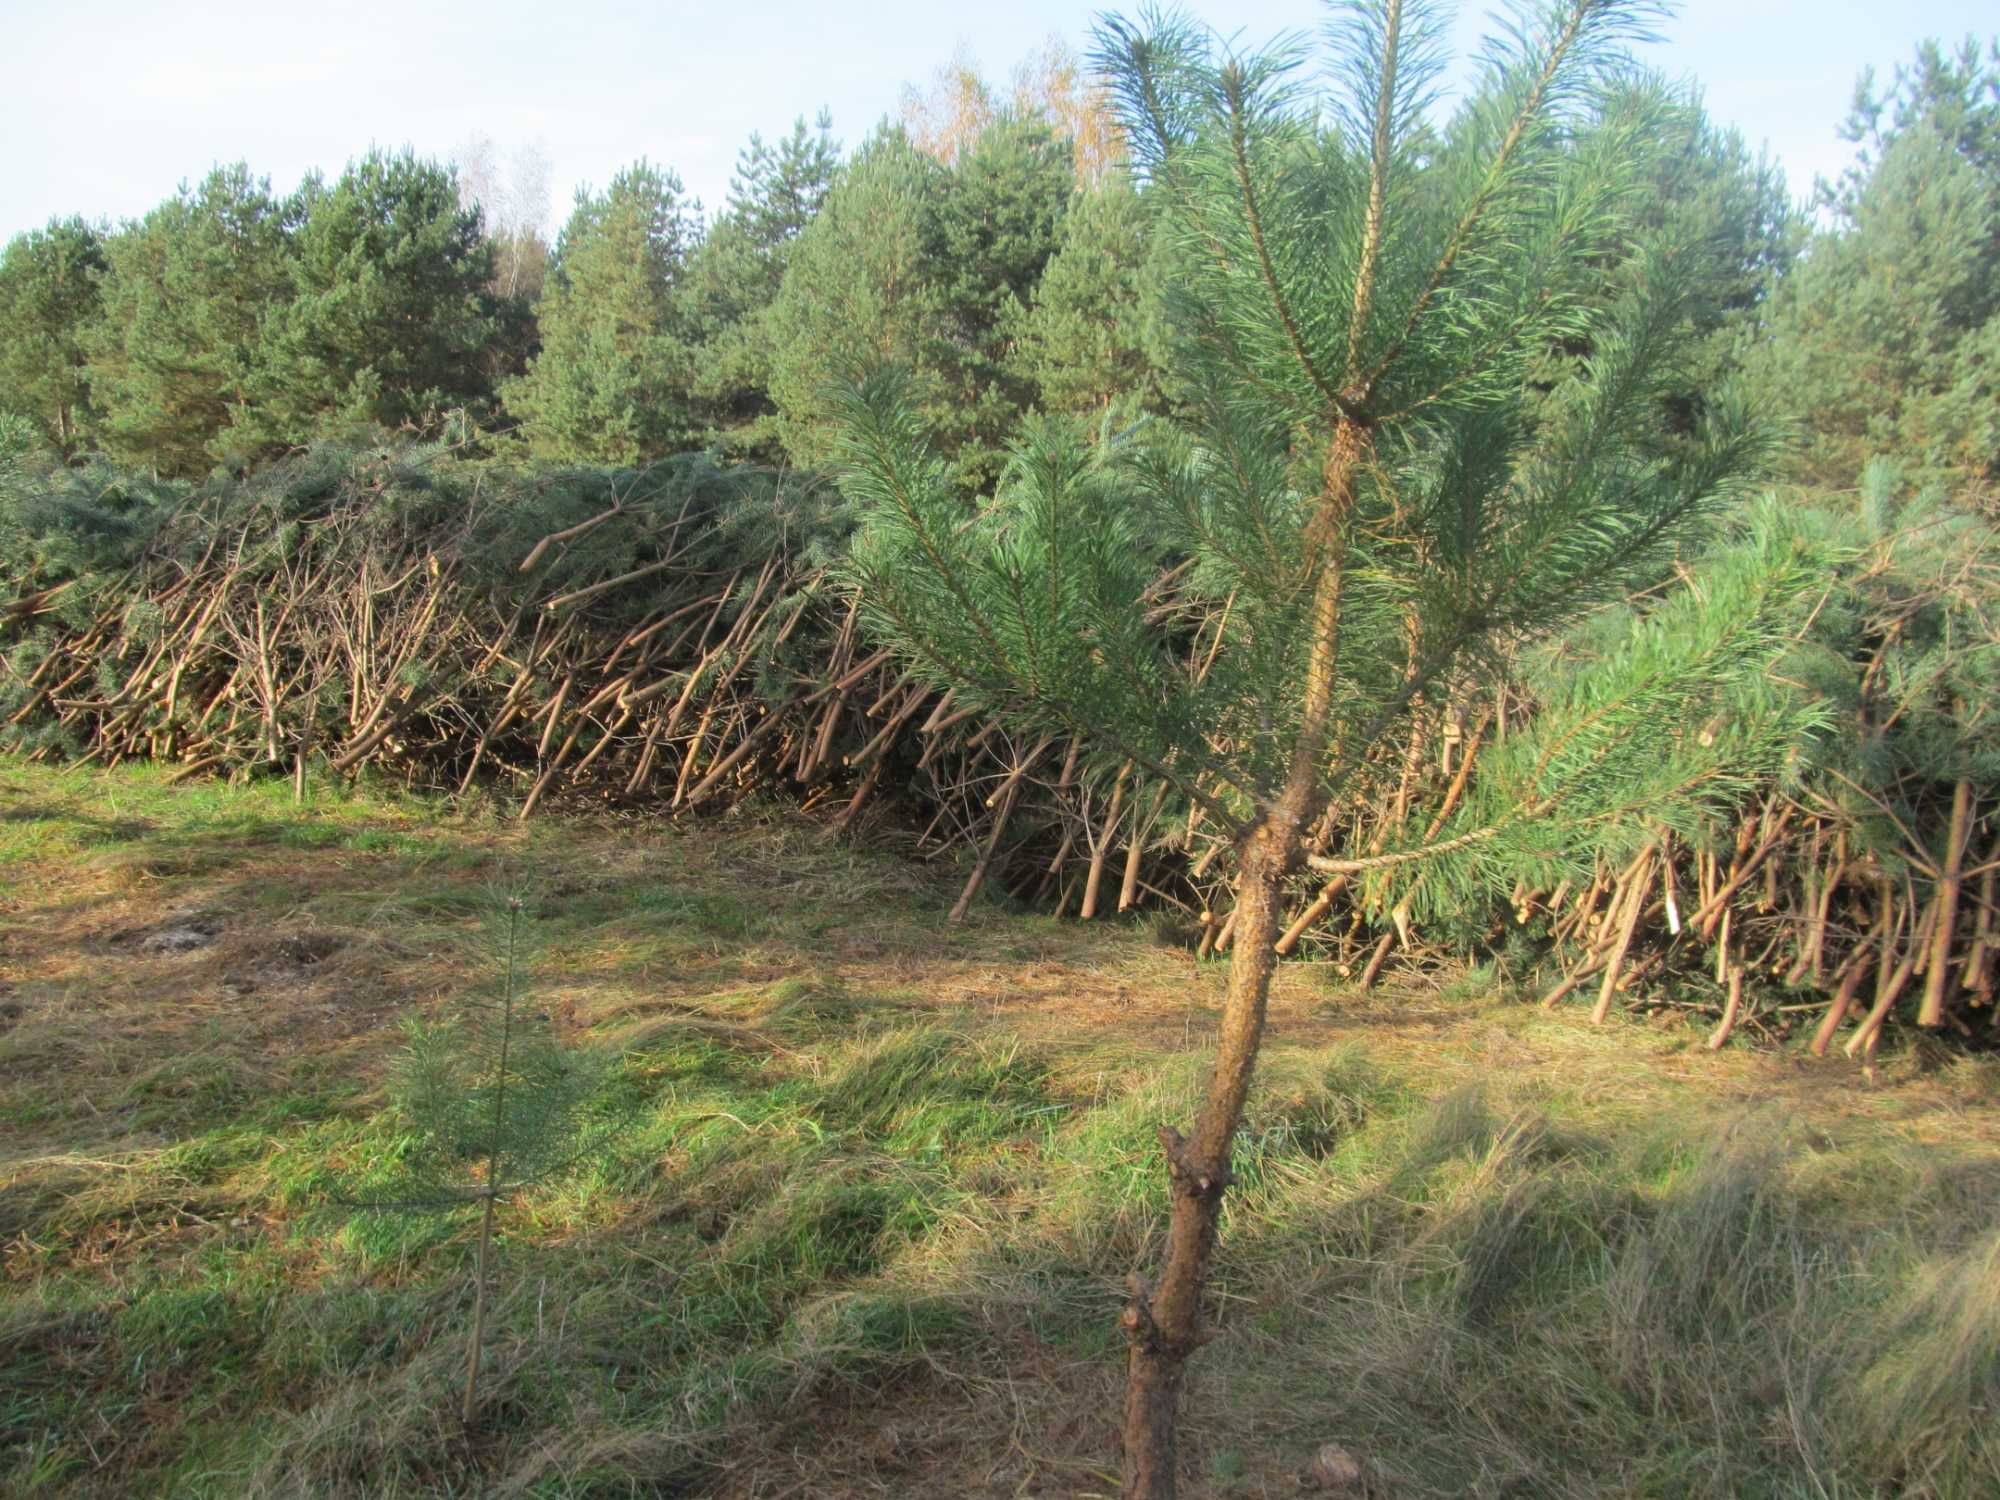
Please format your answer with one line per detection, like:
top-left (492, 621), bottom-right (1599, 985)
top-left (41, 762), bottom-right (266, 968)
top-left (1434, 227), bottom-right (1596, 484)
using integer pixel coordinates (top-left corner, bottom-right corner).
top-left (836, 0), bottom-right (1818, 889)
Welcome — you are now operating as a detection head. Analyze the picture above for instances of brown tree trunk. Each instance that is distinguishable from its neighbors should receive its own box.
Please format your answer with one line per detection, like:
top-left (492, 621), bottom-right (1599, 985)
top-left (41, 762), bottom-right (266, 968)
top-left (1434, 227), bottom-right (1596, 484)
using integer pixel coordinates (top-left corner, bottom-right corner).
top-left (1121, 833), bottom-right (1290, 1499)
top-left (1918, 779), bottom-right (1974, 1027)
top-left (1117, 391), bottom-right (1370, 1498)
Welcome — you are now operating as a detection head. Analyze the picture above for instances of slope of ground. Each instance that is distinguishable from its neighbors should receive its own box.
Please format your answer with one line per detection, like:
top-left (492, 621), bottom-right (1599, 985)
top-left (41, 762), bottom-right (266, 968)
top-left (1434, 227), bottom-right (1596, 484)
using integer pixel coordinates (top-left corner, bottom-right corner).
top-left (2, 759), bottom-right (1996, 1498)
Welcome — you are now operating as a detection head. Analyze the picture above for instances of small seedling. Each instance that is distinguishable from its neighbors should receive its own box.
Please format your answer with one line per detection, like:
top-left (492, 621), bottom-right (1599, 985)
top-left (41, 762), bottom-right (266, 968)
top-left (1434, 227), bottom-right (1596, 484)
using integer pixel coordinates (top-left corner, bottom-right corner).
top-left (358, 891), bottom-right (609, 1426)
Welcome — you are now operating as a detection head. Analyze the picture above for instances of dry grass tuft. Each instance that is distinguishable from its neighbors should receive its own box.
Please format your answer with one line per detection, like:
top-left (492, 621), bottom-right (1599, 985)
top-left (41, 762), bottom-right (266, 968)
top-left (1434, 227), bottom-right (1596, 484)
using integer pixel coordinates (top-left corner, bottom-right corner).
top-left (3, 759), bottom-right (1998, 1498)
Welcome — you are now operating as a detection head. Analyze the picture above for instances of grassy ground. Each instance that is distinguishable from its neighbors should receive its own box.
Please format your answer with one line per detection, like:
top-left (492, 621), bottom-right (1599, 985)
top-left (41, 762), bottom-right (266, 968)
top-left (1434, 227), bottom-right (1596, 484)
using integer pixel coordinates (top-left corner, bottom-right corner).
top-left (2, 759), bottom-right (1996, 1499)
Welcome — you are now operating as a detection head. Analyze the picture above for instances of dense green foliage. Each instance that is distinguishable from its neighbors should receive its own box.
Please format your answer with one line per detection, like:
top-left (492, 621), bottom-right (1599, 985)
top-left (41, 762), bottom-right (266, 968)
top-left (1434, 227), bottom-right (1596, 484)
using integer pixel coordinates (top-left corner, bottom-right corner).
top-left (766, 119), bottom-right (1075, 491)
top-left (0, 218), bottom-right (103, 456)
top-left (234, 150), bottom-right (498, 458)
top-left (1008, 175), bottom-right (1165, 418)
top-left (1752, 38), bottom-right (2000, 486)
top-left (504, 162), bottom-right (703, 463)
top-left (84, 166), bottom-right (298, 476)
top-left (681, 114), bottom-right (841, 461)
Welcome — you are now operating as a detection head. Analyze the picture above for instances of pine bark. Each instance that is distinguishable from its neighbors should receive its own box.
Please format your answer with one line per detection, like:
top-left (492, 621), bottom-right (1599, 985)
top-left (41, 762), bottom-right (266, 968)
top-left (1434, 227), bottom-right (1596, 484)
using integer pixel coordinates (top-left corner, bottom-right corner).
top-left (1120, 833), bottom-right (1289, 1498)
top-left (1118, 414), bottom-right (1367, 1499)
top-left (1918, 779), bottom-right (1974, 1027)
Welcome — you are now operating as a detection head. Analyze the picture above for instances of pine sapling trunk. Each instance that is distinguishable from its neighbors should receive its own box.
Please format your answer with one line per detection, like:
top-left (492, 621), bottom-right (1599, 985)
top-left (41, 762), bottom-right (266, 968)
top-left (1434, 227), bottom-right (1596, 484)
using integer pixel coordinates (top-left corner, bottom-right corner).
top-left (1120, 836), bottom-right (1291, 1498)
top-left (462, 899), bottom-right (520, 1428)
top-left (462, 1188), bottom-right (496, 1428)
top-left (1119, 418), bottom-right (1363, 1500)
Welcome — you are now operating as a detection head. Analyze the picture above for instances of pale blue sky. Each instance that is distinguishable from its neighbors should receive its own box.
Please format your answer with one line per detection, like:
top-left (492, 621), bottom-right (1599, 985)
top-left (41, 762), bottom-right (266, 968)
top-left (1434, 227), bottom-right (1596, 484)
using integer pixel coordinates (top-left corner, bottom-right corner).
top-left (3, 1), bottom-right (1992, 241)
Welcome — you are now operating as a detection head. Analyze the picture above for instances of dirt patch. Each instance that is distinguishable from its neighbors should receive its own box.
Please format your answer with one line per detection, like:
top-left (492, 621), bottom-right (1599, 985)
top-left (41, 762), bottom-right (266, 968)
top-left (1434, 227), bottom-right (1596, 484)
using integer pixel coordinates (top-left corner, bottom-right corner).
top-left (2, 848), bottom-right (423, 1153)
top-left (139, 919), bottom-right (223, 954)
top-left (267, 930), bottom-right (346, 967)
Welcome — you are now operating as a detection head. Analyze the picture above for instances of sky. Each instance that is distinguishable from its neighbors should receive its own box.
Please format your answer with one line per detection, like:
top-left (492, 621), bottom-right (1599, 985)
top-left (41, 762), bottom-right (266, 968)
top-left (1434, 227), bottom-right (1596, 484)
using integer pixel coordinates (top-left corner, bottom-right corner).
top-left (3, 0), bottom-right (1993, 242)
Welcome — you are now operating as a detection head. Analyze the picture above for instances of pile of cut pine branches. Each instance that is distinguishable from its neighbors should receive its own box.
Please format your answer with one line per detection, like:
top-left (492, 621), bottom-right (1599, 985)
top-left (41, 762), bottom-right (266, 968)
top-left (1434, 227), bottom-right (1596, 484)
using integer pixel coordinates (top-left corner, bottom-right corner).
top-left (4, 441), bottom-right (1993, 1050)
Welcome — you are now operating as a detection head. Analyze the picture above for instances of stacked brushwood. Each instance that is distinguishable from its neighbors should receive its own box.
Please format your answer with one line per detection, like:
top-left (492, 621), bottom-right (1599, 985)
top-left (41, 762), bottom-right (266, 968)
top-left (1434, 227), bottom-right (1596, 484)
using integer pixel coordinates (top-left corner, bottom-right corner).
top-left (3, 440), bottom-right (1994, 1051)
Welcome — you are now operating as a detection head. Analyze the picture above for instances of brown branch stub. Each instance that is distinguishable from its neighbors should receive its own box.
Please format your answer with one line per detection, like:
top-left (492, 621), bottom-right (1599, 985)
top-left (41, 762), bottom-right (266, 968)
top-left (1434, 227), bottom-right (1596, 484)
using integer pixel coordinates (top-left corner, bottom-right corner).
top-left (1121, 1271), bottom-right (1161, 1347)
top-left (1158, 1123), bottom-right (1231, 1197)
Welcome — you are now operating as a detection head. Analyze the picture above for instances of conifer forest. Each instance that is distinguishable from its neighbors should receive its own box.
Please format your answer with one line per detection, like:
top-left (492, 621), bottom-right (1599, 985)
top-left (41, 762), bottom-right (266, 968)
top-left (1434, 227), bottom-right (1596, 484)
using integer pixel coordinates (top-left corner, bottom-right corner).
top-left (2, 6), bottom-right (1998, 1498)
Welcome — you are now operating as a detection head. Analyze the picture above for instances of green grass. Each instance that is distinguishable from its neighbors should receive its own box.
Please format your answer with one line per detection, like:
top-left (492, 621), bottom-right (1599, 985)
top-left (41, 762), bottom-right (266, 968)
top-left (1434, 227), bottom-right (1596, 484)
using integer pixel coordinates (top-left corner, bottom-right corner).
top-left (2, 759), bottom-right (1997, 1497)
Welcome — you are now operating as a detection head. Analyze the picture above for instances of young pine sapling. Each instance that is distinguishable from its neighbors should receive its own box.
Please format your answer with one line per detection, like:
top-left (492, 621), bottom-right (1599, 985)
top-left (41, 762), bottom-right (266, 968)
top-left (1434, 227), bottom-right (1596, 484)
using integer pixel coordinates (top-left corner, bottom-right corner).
top-left (833, 3), bottom-right (1825, 1493)
top-left (365, 894), bottom-right (608, 1427)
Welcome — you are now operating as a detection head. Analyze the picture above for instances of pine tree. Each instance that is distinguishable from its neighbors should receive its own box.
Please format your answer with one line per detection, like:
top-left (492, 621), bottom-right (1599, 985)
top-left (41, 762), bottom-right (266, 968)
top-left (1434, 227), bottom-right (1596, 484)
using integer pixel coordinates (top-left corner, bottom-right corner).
top-left (767, 118), bottom-right (1069, 491)
top-left (1587, 88), bottom-right (1799, 434)
top-left (503, 161), bottom-right (701, 464)
top-left (0, 218), bottom-right (105, 457)
top-left (832, 6), bottom-right (1819, 1492)
top-left (1009, 176), bottom-right (1165, 417)
top-left (767, 128), bottom-right (955, 471)
top-left (681, 114), bottom-right (841, 461)
top-left (1823, 35), bottom-right (2000, 221)
top-left (937, 116), bottom-right (1075, 489)
top-left (728, 113), bottom-right (840, 258)
top-left (234, 150), bottom-right (498, 459)
top-left (86, 165), bottom-right (297, 477)
top-left (362, 895), bottom-right (607, 1427)
top-left (1750, 38), bottom-right (1998, 486)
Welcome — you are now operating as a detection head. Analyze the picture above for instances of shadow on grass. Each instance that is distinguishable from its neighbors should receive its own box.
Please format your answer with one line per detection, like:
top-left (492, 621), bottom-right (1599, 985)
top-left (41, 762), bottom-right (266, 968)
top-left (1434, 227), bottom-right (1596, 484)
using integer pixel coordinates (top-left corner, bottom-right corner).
top-left (5, 1011), bottom-right (1998, 1500)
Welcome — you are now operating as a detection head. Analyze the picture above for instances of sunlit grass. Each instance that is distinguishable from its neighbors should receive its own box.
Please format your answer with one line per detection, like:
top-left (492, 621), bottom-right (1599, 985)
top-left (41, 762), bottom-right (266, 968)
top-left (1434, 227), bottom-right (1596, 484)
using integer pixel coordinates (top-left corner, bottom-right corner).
top-left (2, 757), bottom-right (1996, 1498)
